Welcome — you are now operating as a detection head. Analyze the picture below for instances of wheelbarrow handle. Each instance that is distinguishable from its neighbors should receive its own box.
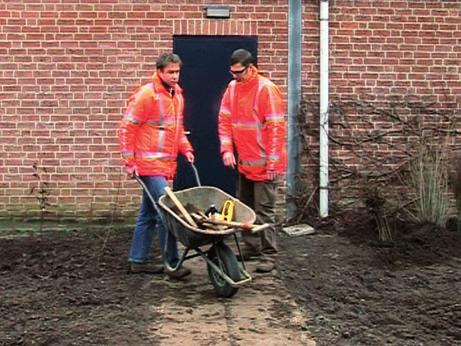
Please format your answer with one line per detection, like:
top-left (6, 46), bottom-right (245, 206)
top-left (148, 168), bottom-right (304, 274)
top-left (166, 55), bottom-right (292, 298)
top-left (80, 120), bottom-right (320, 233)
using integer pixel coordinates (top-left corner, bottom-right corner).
top-left (189, 162), bottom-right (201, 187)
top-left (134, 175), bottom-right (156, 207)
top-left (133, 175), bottom-right (164, 218)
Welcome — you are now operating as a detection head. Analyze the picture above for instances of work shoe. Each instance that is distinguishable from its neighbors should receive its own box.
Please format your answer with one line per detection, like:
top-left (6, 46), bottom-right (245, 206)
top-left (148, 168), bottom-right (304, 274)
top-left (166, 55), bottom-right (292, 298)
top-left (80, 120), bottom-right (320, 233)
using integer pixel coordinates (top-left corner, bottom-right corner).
top-left (236, 247), bottom-right (261, 261)
top-left (165, 266), bottom-right (192, 279)
top-left (129, 262), bottom-right (164, 274)
top-left (255, 261), bottom-right (275, 273)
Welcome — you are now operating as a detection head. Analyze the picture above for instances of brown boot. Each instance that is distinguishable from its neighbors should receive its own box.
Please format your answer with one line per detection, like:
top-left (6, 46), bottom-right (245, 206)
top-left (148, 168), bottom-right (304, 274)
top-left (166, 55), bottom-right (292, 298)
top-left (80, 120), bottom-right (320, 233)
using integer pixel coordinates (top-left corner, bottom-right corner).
top-left (255, 261), bottom-right (275, 273)
top-left (129, 262), bottom-right (164, 274)
top-left (165, 265), bottom-right (192, 279)
top-left (255, 254), bottom-right (276, 273)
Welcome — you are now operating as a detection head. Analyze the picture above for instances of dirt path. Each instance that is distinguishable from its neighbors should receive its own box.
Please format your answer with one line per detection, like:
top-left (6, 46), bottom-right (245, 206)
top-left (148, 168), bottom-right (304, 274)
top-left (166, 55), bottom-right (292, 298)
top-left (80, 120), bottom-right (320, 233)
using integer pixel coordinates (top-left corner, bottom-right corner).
top-left (153, 259), bottom-right (315, 345)
top-left (0, 225), bottom-right (316, 345)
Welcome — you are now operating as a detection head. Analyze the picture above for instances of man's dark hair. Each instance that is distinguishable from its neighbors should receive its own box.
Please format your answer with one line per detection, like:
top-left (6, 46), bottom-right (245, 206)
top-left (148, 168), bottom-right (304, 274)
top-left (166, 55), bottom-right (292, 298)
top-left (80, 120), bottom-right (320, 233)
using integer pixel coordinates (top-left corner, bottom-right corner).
top-left (156, 53), bottom-right (182, 70)
top-left (230, 49), bottom-right (254, 67)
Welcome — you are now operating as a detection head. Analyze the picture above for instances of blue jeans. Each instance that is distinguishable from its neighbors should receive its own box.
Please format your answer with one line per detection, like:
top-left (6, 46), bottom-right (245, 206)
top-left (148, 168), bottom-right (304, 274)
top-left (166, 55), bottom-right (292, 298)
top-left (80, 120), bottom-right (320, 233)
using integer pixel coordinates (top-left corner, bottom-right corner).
top-left (128, 176), bottom-right (179, 265)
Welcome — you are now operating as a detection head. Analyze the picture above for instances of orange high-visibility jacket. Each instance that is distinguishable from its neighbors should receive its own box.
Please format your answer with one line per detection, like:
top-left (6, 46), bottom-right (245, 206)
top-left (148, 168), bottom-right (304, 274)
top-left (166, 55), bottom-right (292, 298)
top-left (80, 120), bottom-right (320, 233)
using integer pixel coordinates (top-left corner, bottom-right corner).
top-left (118, 73), bottom-right (193, 178)
top-left (218, 66), bottom-right (287, 181)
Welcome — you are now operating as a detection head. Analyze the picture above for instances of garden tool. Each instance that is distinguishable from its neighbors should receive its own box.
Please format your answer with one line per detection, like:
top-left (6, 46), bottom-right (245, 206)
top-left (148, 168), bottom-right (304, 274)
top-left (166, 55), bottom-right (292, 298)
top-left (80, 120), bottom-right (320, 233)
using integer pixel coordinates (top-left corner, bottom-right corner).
top-left (221, 199), bottom-right (235, 222)
top-left (164, 187), bottom-right (198, 228)
top-left (190, 212), bottom-right (270, 233)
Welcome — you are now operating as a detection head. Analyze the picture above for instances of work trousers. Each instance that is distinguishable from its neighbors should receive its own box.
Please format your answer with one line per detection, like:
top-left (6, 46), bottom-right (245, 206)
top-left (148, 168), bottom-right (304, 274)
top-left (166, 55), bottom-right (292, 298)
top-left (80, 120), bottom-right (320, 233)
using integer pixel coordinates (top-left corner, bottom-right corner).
top-left (128, 175), bottom-right (179, 265)
top-left (237, 174), bottom-right (278, 255)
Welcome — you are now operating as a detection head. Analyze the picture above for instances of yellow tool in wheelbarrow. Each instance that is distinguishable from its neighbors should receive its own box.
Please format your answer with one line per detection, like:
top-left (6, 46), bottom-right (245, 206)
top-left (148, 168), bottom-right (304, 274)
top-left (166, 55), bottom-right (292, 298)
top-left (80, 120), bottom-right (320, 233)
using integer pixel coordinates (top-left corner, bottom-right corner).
top-left (221, 199), bottom-right (235, 222)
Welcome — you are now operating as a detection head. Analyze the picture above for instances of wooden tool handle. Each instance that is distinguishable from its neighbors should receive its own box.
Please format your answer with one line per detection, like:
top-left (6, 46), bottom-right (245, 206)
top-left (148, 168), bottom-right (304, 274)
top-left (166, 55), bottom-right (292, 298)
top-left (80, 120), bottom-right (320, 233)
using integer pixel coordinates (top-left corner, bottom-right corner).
top-left (200, 217), bottom-right (271, 232)
top-left (190, 211), bottom-right (270, 233)
top-left (164, 187), bottom-right (198, 228)
top-left (249, 223), bottom-right (272, 233)
top-left (212, 219), bottom-right (253, 229)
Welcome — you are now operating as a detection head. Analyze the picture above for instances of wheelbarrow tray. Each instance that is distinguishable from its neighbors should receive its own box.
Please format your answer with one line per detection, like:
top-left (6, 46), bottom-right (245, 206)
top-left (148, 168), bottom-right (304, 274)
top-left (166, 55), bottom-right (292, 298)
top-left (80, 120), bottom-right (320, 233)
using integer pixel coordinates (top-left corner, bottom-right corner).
top-left (158, 186), bottom-right (256, 249)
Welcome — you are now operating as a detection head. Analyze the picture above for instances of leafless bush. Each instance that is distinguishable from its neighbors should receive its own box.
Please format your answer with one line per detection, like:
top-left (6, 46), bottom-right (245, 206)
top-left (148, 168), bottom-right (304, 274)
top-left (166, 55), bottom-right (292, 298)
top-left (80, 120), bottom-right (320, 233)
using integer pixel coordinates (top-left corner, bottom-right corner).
top-left (30, 163), bottom-right (51, 231)
top-left (364, 186), bottom-right (393, 242)
top-left (295, 94), bottom-right (460, 238)
top-left (450, 153), bottom-right (461, 232)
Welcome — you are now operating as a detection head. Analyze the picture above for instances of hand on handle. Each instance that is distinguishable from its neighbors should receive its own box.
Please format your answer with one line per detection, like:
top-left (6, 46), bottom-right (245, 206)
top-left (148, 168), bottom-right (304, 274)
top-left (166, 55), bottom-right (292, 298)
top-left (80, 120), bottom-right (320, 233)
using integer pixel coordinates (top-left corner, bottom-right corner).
top-left (184, 151), bottom-right (195, 164)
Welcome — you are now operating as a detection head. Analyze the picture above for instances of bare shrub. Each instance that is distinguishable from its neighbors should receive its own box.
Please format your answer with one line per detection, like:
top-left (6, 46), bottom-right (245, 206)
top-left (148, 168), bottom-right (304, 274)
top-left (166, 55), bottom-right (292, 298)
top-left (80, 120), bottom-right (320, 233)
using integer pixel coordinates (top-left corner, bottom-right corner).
top-left (447, 153), bottom-right (461, 232)
top-left (364, 186), bottom-right (393, 242)
top-left (30, 163), bottom-right (51, 231)
top-left (295, 94), bottom-right (460, 239)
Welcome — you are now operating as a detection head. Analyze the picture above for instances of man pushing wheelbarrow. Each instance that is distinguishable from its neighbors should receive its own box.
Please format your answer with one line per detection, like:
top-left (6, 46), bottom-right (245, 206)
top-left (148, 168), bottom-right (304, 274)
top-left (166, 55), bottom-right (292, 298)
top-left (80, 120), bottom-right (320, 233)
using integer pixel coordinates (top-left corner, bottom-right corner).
top-left (118, 52), bottom-right (193, 278)
top-left (118, 50), bottom-right (285, 297)
top-left (137, 174), bottom-right (271, 297)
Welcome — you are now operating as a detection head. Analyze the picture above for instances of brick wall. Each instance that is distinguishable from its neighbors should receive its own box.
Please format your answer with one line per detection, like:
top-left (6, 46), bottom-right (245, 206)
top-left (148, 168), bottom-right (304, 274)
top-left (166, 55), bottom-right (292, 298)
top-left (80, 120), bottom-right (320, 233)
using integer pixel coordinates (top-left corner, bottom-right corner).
top-left (301, 0), bottom-right (460, 215)
top-left (329, 0), bottom-right (459, 100)
top-left (0, 0), bottom-right (459, 220)
top-left (0, 0), bottom-right (288, 220)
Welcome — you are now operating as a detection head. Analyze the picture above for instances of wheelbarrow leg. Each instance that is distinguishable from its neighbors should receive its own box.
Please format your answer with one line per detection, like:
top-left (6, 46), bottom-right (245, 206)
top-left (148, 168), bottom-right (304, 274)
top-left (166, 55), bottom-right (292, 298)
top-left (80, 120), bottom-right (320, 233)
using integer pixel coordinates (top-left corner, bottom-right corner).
top-left (162, 226), bottom-right (189, 272)
top-left (233, 233), bottom-right (247, 271)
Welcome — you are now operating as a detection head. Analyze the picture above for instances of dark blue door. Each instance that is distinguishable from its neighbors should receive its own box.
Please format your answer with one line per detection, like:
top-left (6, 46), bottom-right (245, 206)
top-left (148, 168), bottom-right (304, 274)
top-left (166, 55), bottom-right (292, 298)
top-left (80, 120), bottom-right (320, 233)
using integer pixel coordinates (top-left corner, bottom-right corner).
top-left (173, 35), bottom-right (257, 195)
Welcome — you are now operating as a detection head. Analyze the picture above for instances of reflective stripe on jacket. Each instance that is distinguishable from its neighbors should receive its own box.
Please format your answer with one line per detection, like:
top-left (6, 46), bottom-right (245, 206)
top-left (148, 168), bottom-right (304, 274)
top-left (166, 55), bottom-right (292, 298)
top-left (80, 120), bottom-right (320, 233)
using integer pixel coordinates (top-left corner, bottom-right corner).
top-left (218, 66), bottom-right (287, 181)
top-left (118, 73), bottom-right (192, 178)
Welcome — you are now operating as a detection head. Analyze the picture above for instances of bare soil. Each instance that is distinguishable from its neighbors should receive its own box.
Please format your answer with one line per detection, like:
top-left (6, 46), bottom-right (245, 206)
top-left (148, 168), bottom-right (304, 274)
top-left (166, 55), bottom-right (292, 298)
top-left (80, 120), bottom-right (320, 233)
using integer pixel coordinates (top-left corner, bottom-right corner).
top-left (0, 224), bottom-right (312, 346)
top-left (0, 218), bottom-right (460, 345)
top-left (278, 218), bottom-right (461, 346)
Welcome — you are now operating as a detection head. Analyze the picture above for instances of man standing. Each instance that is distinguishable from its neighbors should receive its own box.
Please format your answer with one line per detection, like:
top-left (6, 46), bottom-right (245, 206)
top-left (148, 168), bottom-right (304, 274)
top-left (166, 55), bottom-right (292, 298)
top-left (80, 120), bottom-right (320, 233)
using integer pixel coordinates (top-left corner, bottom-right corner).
top-left (218, 49), bottom-right (287, 273)
top-left (118, 52), bottom-right (193, 278)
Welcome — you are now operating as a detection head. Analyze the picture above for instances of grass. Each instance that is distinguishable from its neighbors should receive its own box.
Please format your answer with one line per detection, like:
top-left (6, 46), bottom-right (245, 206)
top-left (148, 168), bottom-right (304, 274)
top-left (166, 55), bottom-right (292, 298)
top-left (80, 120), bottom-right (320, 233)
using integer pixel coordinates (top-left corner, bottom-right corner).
top-left (408, 144), bottom-right (450, 227)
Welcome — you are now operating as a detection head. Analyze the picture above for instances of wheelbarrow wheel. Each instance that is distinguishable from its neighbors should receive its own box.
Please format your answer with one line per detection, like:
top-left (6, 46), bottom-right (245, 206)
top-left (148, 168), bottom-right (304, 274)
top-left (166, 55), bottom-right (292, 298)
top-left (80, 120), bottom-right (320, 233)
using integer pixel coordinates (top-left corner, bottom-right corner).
top-left (207, 243), bottom-right (240, 298)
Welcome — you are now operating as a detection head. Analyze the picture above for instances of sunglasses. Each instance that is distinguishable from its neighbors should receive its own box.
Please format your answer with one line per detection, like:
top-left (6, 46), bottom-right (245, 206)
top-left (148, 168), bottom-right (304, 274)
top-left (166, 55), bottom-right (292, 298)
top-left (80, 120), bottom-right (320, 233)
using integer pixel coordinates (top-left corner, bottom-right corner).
top-left (229, 66), bottom-right (249, 75)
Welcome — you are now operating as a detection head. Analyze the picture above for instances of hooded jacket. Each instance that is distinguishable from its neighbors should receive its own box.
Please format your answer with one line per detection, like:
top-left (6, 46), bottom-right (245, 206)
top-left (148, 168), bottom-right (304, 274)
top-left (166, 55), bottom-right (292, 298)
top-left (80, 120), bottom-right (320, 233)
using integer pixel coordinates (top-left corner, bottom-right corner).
top-left (218, 66), bottom-right (287, 181)
top-left (118, 72), bottom-right (192, 178)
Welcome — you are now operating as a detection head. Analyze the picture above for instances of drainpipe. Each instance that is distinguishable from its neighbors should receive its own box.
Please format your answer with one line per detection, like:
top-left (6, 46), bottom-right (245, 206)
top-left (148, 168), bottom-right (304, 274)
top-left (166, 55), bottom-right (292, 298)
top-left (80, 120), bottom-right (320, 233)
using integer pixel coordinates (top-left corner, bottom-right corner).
top-left (287, 0), bottom-right (302, 220)
top-left (319, 0), bottom-right (329, 218)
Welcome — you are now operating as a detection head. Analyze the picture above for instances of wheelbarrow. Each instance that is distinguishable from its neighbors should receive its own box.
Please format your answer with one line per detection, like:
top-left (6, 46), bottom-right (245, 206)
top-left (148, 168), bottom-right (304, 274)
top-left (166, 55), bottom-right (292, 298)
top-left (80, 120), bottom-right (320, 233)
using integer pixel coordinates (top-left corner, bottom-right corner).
top-left (135, 165), bottom-right (269, 298)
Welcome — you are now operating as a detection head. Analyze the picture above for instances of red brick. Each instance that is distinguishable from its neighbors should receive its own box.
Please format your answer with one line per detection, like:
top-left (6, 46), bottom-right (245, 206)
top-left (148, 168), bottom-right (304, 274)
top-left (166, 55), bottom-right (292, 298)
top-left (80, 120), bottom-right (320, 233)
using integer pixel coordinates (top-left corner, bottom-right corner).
top-left (0, 0), bottom-right (458, 219)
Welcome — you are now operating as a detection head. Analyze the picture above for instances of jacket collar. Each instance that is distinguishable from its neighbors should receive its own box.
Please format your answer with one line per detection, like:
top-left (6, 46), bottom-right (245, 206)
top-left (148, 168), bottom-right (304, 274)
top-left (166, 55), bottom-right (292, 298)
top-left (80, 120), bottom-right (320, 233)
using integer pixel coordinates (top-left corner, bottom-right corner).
top-left (151, 72), bottom-right (182, 95)
top-left (235, 65), bottom-right (259, 88)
